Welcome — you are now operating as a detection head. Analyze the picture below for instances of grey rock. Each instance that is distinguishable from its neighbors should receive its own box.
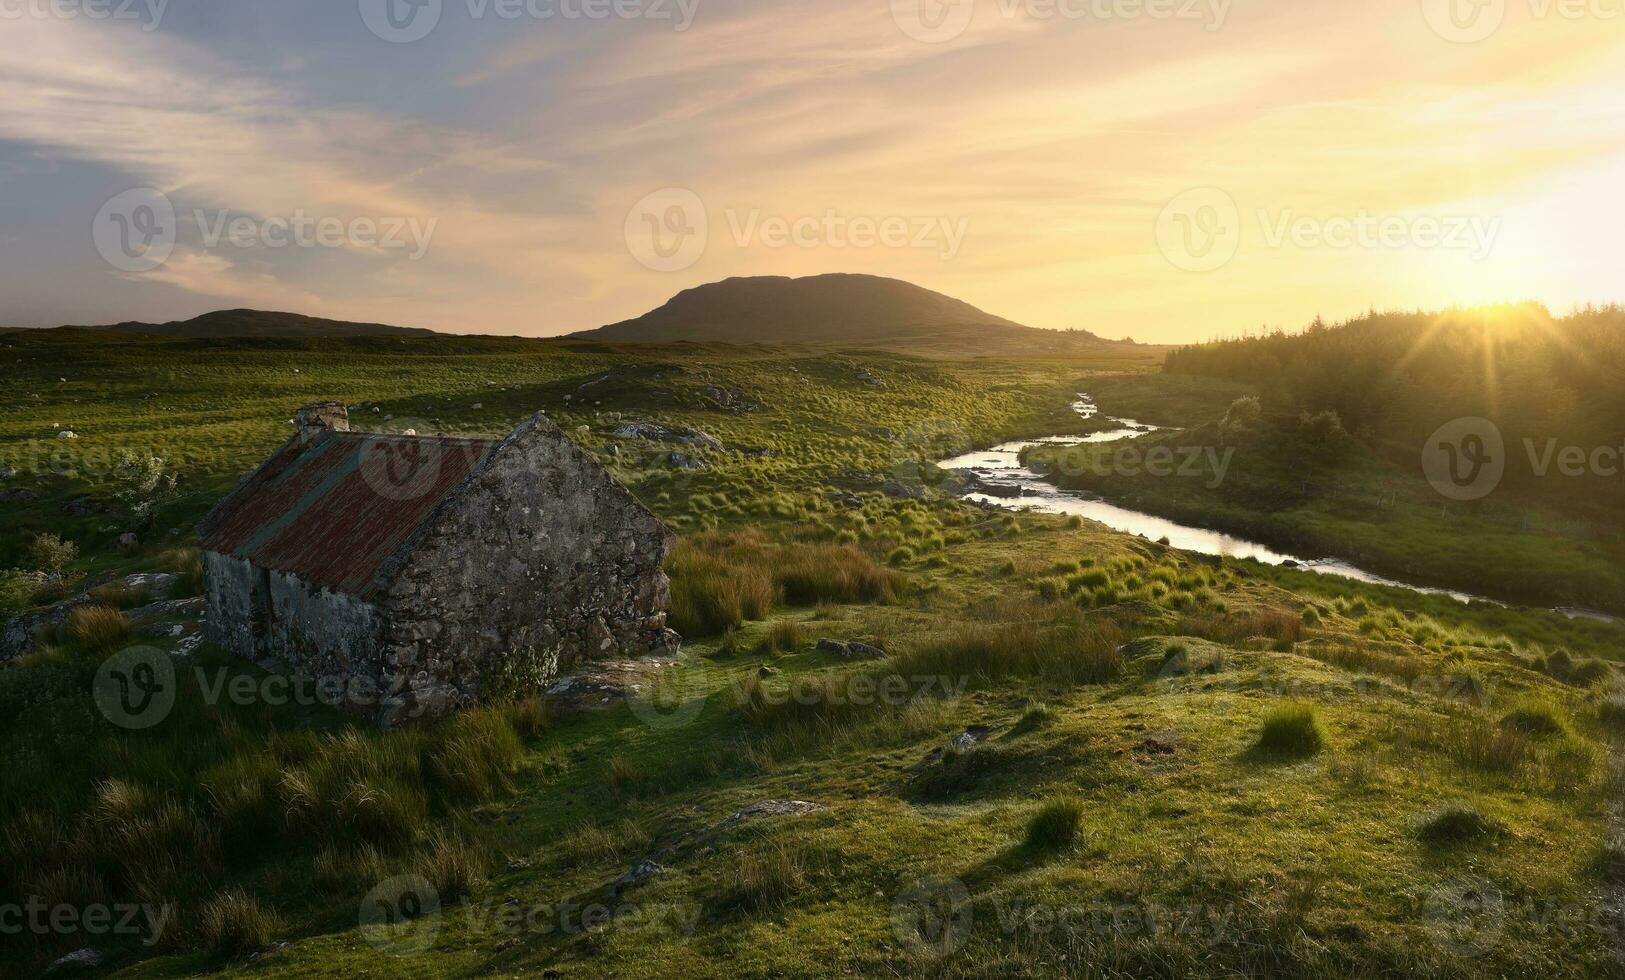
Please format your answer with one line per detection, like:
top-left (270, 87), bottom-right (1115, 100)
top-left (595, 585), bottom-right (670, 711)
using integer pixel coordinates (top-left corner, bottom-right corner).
top-left (825, 491), bottom-right (864, 508)
top-left (612, 421), bottom-right (723, 451)
top-left (0, 487), bottom-right (39, 504)
top-left (666, 452), bottom-right (705, 470)
top-left (63, 496), bottom-right (113, 516)
top-left (607, 859), bottom-right (664, 897)
top-left (47, 949), bottom-right (104, 973)
top-left (844, 641), bottom-right (886, 660)
top-left (880, 481), bottom-right (923, 500)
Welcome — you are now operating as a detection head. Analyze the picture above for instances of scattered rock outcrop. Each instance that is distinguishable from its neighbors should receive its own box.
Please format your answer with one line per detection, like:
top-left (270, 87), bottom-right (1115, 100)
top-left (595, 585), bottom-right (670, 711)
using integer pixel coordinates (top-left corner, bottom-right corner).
top-left (612, 421), bottom-right (724, 451)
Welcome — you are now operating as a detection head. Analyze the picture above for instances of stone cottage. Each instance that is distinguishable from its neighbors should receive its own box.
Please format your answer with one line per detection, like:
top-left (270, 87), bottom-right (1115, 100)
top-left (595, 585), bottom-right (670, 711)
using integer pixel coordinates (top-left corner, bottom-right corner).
top-left (198, 402), bottom-right (677, 725)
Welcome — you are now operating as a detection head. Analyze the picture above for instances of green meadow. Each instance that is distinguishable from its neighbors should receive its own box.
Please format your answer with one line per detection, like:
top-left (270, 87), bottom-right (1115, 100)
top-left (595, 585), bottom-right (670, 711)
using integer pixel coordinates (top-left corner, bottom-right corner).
top-left (1, 328), bottom-right (1622, 978)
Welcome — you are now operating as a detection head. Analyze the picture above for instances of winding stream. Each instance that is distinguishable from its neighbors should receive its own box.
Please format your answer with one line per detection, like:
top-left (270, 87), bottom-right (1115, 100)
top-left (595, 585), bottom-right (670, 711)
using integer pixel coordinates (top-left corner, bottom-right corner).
top-left (939, 395), bottom-right (1621, 624)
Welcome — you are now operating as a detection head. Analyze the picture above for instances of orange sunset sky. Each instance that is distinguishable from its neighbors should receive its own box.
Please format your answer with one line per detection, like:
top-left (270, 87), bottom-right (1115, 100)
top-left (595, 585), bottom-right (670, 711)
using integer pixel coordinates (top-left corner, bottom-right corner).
top-left (1, 0), bottom-right (1622, 342)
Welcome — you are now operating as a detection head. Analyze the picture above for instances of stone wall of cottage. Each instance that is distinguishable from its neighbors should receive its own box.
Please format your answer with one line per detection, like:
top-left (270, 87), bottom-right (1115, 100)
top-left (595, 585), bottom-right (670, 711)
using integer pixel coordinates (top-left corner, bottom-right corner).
top-left (205, 551), bottom-right (393, 720)
top-left (376, 417), bottom-right (677, 724)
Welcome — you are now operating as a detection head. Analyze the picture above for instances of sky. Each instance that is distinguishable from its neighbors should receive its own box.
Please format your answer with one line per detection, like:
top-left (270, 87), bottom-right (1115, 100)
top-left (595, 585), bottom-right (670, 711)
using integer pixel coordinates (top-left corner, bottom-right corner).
top-left (1, 0), bottom-right (1622, 344)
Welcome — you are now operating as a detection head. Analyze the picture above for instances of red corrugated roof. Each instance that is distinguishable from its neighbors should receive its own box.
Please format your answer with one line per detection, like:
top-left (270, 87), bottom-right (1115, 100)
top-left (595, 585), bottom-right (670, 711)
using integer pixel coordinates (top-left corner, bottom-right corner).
top-left (199, 431), bottom-right (497, 596)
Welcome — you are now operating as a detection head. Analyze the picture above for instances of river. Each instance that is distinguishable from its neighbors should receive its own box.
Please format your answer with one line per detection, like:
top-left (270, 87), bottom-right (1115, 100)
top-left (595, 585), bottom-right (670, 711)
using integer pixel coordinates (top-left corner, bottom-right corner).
top-left (938, 395), bottom-right (1621, 624)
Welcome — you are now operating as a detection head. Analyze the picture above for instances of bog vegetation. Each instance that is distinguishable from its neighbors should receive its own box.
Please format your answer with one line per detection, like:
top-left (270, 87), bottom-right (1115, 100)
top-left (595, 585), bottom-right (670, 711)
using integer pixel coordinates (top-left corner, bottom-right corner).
top-left (0, 322), bottom-right (1621, 977)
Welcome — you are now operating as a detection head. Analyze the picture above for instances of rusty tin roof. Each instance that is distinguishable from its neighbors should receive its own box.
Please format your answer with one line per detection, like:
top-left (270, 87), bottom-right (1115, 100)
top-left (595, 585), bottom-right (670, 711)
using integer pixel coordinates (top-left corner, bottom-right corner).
top-left (198, 430), bottom-right (498, 596)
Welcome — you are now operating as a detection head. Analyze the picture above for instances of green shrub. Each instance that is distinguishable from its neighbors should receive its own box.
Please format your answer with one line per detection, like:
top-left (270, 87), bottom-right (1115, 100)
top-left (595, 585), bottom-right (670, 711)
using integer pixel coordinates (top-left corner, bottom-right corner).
top-left (1025, 797), bottom-right (1084, 852)
top-left (27, 533), bottom-right (77, 579)
top-left (0, 569), bottom-right (42, 617)
top-left (1256, 703), bottom-right (1326, 757)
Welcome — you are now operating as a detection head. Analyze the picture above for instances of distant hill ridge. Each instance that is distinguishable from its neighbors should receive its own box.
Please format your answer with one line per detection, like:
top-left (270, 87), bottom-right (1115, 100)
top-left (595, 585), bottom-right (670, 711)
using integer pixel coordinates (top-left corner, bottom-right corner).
top-left (36, 275), bottom-right (1120, 351)
top-left (574, 274), bottom-right (1115, 350)
top-left (86, 309), bottom-right (436, 338)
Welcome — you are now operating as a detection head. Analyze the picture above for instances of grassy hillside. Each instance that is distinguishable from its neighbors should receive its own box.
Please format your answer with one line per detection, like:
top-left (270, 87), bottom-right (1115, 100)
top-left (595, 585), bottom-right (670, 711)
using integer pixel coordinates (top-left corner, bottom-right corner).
top-left (575, 274), bottom-right (1118, 354)
top-left (1, 331), bottom-right (1621, 978)
top-left (77, 310), bottom-right (437, 339)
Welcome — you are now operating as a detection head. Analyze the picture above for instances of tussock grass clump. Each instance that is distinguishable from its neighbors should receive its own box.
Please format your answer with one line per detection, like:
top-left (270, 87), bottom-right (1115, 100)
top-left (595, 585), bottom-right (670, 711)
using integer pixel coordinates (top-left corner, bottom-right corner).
top-left (312, 844), bottom-right (390, 895)
top-left (760, 619), bottom-right (803, 655)
top-left (1025, 796), bottom-right (1085, 852)
top-left (668, 542), bottom-right (775, 636)
top-left (1011, 702), bottom-right (1056, 735)
top-left (1440, 717), bottom-right (1530, 773)
top-left (1179, 608), bottom-right (1302, 650)
top-left (1499, 698), bottom-right (1569, 738)
top-left (199, 888), bottom-right (281, 957)
top-left (1597, 688), bottom-right (1625, 731)
top-left (1255, 703), bottom-right (1326, 757)
top-left (1305, 641), bottom-right (1425, 685)
top-left (560, 818), bottom-right (651, 867)
top-left (775, 544), bottom-right (902, 605)
top-left (504, 697), bottom-right (550, 738)
top-left (893, 606), bottom-right (1122, 687)
top-left (417, 831), bottom-right (487, 903)
top-left (429, 708), bottom-right (523, 803)
top-left (726, 838), bottom-right (810, 914)
top-left (667, 531), bottom-right (903, 635)
top-left (1418, 803), bottom-right (1502, 846)
top-left (67, 604), bottom-right (131, 653)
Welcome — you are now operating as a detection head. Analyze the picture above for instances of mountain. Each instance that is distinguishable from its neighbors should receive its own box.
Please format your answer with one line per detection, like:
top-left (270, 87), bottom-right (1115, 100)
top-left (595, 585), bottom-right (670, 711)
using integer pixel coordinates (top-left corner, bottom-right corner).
top-left (573, 274), bottom-right (1117, 352)
top-left (85, 309), bottom-right (437, 338)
